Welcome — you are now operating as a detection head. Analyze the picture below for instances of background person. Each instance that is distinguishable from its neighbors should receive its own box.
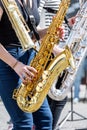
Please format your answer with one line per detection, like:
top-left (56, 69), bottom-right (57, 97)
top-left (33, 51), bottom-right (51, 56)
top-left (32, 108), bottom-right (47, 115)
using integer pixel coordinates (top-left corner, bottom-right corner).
top-left (73, 54), bottom-right (87, 103)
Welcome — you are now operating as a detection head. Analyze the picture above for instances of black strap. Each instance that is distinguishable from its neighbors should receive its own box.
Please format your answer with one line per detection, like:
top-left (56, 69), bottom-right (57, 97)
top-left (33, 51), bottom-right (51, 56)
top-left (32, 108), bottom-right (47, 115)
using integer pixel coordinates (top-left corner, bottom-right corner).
top-left (22, 0), bottom-right (40, 41)
top-left (43, 7), bottom-right (70, 28)
top-left (43, 7), bottom-right (57, 14)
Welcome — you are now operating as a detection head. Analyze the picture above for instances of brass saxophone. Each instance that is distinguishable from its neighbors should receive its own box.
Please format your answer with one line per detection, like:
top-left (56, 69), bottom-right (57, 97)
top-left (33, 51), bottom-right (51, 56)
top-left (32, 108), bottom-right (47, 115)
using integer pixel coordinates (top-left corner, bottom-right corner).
top-left (48, 1), bottom-right (87, 101)
top-left (12, 0), bottom-right (74, 112)
top-left (3, 0), bottom-right (73, 112)
top-left (1, 0), bottom-right (34, 50)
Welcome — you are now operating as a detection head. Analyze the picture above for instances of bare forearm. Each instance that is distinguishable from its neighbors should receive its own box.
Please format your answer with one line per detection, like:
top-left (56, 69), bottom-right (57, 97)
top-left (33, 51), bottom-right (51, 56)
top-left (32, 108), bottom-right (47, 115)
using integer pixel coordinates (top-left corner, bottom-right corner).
top-left (0, 43), bottom-right (18, 68)
top-left (32, 28), bottom-right (48, 43)
top-left (38, 28), bottom-right (48, 39)
top-left (0, 43), bottom-right (38, 83)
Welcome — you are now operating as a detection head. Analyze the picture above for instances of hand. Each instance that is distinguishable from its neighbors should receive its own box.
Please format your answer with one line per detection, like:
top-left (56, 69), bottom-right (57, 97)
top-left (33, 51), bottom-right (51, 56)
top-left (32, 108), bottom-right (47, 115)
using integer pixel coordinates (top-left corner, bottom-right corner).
top-left (53, 45), bottom-right (64, 56)
top-left (68, 16), bottom-right (76, 27)
top-left (56, 26), bottom-right (65, 40)
top-left (52, 16), bottom-right (65, 40)
top-left (13, 61), bottom-right (38, 84)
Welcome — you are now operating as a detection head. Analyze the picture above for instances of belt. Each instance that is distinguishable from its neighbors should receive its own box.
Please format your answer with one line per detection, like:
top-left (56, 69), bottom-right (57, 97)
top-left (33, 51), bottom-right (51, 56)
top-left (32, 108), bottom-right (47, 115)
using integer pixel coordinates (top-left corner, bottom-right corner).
top-left (4, 43), bottom-right (22, 48)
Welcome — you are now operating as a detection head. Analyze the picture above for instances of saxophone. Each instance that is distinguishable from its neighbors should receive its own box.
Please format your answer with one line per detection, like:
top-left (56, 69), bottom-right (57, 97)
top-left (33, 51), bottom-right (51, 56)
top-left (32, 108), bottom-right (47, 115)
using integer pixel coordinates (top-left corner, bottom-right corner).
top-left (12, 0), bottom-right (74, 113)
top-left (1, 0), bottom-right (34, 50)
top-left (48, 1), bottom-right (87, 101)
top-left (79, 0), bottom-right (86, 7)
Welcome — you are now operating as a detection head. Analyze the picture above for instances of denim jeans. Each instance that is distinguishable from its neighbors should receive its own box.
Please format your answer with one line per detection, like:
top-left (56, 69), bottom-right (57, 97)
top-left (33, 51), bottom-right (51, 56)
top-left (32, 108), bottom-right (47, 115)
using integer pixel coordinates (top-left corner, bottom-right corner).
top-left (48, 96), bottom-right (67, 130)
top-left (47, 70), bottom-right (67, 130)
top-left (74, 56), bottom-right (87, 99)
top-left (84, 56), bottom-right (87, 73)
top-left (0, 46), bottom-right (52, 130)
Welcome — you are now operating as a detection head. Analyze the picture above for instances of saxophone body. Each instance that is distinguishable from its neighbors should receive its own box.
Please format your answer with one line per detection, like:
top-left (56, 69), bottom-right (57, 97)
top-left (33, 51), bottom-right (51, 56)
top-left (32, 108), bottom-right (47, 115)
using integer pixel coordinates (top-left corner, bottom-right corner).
top-left (12, 0), bottom-right (73, 113)
top-left (1, 0), bottom-right (34, 50)
top-left (48, 1), bottom-right (87, 101)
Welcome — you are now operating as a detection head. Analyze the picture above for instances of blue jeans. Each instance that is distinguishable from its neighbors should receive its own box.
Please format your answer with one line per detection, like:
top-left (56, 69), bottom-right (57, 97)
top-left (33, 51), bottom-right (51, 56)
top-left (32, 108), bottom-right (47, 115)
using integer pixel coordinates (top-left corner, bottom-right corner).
top-left (48, 96), bottom-right (67, 130)
top-left (84, 56), bottom-right (87, 74)
top-left (0, 47), bottom-right (52, 130)
top-left (74, 57), bottom-right (86, 99)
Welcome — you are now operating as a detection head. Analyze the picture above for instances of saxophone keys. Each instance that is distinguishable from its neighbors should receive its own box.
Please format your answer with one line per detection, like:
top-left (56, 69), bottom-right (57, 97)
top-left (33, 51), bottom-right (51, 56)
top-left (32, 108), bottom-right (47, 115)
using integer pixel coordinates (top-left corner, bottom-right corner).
top-left (42, 70), bottom-right (49, 80)
top-left (36, 82), bottom-right (43, 92)
top-left (30, 96), bottom-right (37, 104)
top-left (12, 89), bottom-right (18, 100)
top-left (17, 96), bottom-right (26, 106)
top-left (39, 58), bottom-right (45, 65)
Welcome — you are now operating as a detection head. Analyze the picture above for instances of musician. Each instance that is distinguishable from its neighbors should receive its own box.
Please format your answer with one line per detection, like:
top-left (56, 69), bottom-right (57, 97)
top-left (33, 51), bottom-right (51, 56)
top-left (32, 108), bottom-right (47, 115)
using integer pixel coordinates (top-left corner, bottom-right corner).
top-left (0, 0), bottom-right (64, 130)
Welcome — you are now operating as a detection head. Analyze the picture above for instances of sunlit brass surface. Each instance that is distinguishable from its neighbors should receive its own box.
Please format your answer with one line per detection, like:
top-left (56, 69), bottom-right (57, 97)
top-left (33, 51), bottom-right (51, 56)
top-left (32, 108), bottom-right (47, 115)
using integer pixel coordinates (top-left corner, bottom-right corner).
top-left (12, 0), bottom-right (71, 112)
top-left (1, 0), bottom-right (34, 50)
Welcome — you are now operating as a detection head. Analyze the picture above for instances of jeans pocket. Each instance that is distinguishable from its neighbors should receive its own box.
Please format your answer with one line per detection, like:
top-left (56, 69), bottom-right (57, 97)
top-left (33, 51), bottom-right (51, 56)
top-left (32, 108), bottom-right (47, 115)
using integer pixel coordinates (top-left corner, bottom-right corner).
top-left (27, 48), bottom-right (36, 65)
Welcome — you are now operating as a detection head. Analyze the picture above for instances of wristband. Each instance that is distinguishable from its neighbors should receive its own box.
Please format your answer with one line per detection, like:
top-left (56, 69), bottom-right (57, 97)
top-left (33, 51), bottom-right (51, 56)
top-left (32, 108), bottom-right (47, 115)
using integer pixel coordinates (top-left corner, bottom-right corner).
top-left (12, 60), bottom-right (19, 69)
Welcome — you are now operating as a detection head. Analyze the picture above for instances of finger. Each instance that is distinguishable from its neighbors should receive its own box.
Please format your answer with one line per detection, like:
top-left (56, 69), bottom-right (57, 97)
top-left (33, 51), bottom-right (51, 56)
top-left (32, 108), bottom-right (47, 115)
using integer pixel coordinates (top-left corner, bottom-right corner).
top-left (21, 73), bottom-right (27, 81)
top-left (22, 78), bottom-right (32, 85)
top-left (27, 66), bottom-right (38, 74)
top-left (21, 74), bottom-right (33, 84)
top-left (25, 68), bottom-right (37, 79)
top-left (22, 66), bottom-right (37, 78)
top-left (24, 70), bottom-right (35, 78)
